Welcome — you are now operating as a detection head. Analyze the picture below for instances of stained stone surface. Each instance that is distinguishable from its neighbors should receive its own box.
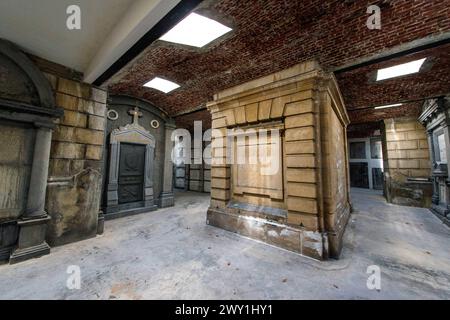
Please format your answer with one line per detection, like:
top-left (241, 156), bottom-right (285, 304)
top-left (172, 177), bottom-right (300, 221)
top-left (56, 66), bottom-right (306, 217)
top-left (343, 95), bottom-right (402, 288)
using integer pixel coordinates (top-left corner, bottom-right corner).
top-left (0, 122), bottom-right (35, 220)
top-left (0, 190), bottom-right (449, 299)
top-left (46, 169), bottom-right (102, 247)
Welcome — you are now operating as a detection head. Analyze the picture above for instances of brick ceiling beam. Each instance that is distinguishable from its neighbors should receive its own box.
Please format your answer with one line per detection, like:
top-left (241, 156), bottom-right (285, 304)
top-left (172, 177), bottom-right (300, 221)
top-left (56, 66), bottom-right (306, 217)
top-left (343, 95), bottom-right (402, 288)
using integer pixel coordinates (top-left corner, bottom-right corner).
top-left (334, 31), bottom-right (450, 74)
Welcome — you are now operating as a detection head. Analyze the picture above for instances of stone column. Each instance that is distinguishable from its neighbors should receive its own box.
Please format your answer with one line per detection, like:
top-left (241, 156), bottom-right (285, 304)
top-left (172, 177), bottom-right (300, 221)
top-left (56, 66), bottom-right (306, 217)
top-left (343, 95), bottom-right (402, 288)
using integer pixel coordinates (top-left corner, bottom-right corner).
top-left (160, 122), bottom-right (176, 207)
top-left (426, 129), bottom-right (439, 205)
top-left (10, 124), bottom-right (53, 264)
top-left (440, 120), bottom-right (450, 216)
top-left (106, 142), bottom-right (120, 209)
top-left (144, 144), bottom-right (155, 207)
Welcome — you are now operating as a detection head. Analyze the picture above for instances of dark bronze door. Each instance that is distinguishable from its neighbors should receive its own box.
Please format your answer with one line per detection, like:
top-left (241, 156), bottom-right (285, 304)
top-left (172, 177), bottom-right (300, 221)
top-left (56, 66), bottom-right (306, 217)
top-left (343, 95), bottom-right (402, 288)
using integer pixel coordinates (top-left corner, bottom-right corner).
top-left (118, 143), bottom-right (146, 204)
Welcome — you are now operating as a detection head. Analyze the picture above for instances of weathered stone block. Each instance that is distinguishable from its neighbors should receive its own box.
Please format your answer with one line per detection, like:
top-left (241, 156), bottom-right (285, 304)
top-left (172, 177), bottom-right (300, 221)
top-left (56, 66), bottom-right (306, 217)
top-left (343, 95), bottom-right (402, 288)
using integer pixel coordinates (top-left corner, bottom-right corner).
top-left (286, 155), bottom-right (316, 168)
top-left (53, 126), bottom-right (75, 142)
top-left (211, 178), bottom-right (230, 189)
top-left (58, 78), bottom-right (90, 99)
top-left (189, 170), bottom-right (201, 180)
top-left (88, 115), bottom-right (105, 131)
top-left (408, 149), bottom-right (429, 159)
top-left (222, 109), bottom-right (236, 126)
top-left (46, 168), bottom-right (101, 246)
top-left (394, 122), bottom-right (417, 132)
top-left (387, 150), bottom-right (408, 159)
top-left (287, 212), bottom-right (319, 230)
top-left (61, 110), bottom-right (87, 128)
top-left (49, 159), bottom-right (84, 177)
top-left (211, 188), bottom-right (230, 200)
top-left (398, 160), bottom-right (420, 169)
top-left (410, 169), bottom-right (430, 177)
top-left (407, 131), bottom-right (427, 140)
top-left (85, 145), bottom-right (103, 160)
top-left (284, 99), bottom-right (314, 116)
top-left (419, 139), bottom-right (429, 149)
top-left (420, 159), bottom-right (431, 169)
top-left (56, 93), bottom-right (78, 111)
top-left (74, 128), bottom-right (104, 146)
top-left (386, 132), bottom-right (407, 141)
top-left (388, 140), bottom-right (417, 150)
top-left (287, 182), bottom-right (317, 198)
top-left (51, 142), bottom-right (85, 159)
top-left (285, 113), bottom-right (314, 129)
top-left (211, 167), bottom-right (230, 178)
top-left (91, 88), bottom-right (107, 103)
top-left (285, 141), bottom-right (315, 154)
top-left (286, 168), bottom-right (316, 183)
top-left (258, 100), bottom-right (272, 120)
top-left (212, 117), bottom-right (227, 129)
top-left (234, 106), bottom-right (246, 124)
top-left (287, 197), bottom-right (318, 214)
top-left (285, 127), bottom-right (314, 141)
top-left (245, 103), bottom-right (258, 123)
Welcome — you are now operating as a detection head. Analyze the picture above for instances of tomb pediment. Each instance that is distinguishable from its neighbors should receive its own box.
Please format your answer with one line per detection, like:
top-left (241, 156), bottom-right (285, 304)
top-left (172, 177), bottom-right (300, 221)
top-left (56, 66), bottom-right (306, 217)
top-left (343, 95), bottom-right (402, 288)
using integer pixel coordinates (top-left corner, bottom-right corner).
top-left (110, 123), bottom-right (156, 147)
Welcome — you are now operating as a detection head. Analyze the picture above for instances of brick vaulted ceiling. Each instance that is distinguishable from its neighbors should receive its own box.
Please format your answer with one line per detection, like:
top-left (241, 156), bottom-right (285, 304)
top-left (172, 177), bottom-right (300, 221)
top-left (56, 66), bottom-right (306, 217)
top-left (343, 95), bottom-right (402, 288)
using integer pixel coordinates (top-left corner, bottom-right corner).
top-left (107, 0), bottom-right (450, 129)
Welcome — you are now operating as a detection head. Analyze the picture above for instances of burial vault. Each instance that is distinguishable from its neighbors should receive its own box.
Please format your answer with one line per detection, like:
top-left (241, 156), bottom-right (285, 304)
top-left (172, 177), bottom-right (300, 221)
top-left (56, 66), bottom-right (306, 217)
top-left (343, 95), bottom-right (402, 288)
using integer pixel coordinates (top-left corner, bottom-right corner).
top-left (206, 61), bottom-right (352, 260)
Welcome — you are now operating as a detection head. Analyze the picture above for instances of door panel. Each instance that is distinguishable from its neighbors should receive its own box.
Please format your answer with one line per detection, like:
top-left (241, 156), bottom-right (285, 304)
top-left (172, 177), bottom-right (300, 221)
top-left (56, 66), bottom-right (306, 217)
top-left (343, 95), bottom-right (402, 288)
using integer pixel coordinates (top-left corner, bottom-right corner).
top-left (118, 143), bottom-right (145, 204)
top-left (350, 162), bottom-right (369, 189)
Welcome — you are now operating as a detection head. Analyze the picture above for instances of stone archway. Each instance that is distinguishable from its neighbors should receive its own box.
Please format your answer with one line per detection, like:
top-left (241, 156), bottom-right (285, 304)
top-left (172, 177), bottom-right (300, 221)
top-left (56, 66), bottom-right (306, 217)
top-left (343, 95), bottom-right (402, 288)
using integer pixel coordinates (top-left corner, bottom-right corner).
top-left (0, 39), bottom-right (63, 264)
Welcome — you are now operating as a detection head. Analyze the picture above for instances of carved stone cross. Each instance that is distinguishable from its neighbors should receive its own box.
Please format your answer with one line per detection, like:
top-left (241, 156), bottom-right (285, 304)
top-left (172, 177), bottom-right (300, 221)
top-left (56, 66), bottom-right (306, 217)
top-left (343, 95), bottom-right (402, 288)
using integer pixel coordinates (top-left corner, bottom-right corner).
top-left (128, 107), bottom-right (143, 125)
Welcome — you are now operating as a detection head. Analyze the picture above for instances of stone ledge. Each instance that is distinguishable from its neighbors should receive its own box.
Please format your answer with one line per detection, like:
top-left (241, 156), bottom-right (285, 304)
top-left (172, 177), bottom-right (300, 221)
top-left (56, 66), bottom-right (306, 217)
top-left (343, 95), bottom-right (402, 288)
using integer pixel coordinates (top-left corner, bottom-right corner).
top-left (207, 207), bottom-right (324, 260)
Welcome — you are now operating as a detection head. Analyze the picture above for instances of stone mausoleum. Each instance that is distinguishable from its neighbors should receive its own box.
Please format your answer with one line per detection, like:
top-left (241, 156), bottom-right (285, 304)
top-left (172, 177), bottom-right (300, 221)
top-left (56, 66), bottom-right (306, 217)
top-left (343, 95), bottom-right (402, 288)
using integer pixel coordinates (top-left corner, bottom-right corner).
top-left (0, 0), bottom-right (449, 301)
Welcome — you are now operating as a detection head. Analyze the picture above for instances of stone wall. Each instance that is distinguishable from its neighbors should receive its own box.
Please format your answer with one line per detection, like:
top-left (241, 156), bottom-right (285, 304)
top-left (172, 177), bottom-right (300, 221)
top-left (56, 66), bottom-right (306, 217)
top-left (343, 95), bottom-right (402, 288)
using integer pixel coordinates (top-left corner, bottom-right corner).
top-left (188, 142), bottom-right (211, 193)
top-left (44, 73), bottom-right (107, 246)
top-left (206, 61), bottom-right (351, 260)
top-left (383, 117), bottom-right (433, 207)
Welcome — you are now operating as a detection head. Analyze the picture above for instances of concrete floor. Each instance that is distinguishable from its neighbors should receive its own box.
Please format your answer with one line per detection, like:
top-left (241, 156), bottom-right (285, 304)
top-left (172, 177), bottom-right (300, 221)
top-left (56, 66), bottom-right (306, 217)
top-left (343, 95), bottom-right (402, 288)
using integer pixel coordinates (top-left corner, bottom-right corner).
top-left (0, 189), bottom-right (449, 300)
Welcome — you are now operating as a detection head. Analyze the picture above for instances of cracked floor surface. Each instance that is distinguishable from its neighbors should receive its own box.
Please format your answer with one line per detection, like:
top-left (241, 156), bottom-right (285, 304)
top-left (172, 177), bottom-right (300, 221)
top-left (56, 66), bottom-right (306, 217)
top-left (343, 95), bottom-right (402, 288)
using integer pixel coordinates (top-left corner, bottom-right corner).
top-left (0, 189), bottom-right (449, 300)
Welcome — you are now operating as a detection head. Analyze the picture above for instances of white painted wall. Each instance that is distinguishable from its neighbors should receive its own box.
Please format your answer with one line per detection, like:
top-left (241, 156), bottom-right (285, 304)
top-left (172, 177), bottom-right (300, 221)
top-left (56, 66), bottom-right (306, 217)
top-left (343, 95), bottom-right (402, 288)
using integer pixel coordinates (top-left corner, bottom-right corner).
top-left (0, 0), bottom-right (181, 83)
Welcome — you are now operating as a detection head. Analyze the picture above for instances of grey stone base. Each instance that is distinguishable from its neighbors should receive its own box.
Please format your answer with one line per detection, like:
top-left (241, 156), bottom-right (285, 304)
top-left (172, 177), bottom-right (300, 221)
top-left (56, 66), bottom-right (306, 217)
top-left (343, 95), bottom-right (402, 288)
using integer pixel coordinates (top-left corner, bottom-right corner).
top-left (160, 192), bottom-right (175, 208)
top-left (327, 205), bottom-right (351, 259)
top-left (104, 205), bottom-right (157, 221)
top-left (9, 242), bottom-right (50, 264)
top-left (430, 206), bottom-right (450, 227)
top-left (0, 246), bottom-right (13, 264)
top-left (97, 211), bottom-right (105, 235)
top-left (9, 215), bottom-right (51, 264)
top-left (207, 207), bottom-right (326, 260)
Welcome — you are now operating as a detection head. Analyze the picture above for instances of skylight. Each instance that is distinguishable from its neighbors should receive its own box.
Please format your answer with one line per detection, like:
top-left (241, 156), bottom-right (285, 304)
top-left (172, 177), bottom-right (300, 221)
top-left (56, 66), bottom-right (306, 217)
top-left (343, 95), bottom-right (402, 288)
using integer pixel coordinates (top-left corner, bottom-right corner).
top-left (144, 77), bottom-right (180, 93)
top-left (374, 103), bottom-right (403, 110)
top-left (159, 12), bottom-right (232, 48)
top-left (376, 58), bottom-right (426, 81)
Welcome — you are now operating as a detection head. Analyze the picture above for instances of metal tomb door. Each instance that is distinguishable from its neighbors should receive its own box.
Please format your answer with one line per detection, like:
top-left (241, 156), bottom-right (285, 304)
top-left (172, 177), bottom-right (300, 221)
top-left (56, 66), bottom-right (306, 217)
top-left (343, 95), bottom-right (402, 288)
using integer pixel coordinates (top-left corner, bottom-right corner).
top-left (118, 143), bottom-right (146, 204)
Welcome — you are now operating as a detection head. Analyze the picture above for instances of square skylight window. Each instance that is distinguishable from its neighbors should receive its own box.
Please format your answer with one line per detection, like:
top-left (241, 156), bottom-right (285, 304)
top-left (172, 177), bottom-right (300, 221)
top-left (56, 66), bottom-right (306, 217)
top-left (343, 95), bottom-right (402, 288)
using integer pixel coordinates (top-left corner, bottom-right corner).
top-left (159, 12), bottom-right (232, 48)
top-left (374, 103), bottom-right (403, 110)
top-left (144, 77), bottom-right (180, 93)
top-left (376, 58), bottom-right (426, 81)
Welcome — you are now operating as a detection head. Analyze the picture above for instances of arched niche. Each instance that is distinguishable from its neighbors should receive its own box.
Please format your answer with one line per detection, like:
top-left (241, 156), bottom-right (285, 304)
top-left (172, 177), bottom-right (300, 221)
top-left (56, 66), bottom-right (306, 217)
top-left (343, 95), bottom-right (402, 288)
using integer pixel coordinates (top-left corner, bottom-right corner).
top-left (103, 95), bottom-right (176, 218)
top-left (0, 39), bottom-right (63, 264)
top-left (0, 39), bottom-right (62, 119)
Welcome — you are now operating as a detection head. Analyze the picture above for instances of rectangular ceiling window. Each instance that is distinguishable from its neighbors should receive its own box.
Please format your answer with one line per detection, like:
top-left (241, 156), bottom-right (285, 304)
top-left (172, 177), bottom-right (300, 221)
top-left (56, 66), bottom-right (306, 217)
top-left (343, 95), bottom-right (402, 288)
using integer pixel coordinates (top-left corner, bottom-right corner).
top-left (374, 103), bottom-right (403, 110)
top-left (376, 58), bottom-right (426, 81)
top-left (159, 12), bottom-right (232, 48)
top-left (144, 77), bottom-right (180, 93)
